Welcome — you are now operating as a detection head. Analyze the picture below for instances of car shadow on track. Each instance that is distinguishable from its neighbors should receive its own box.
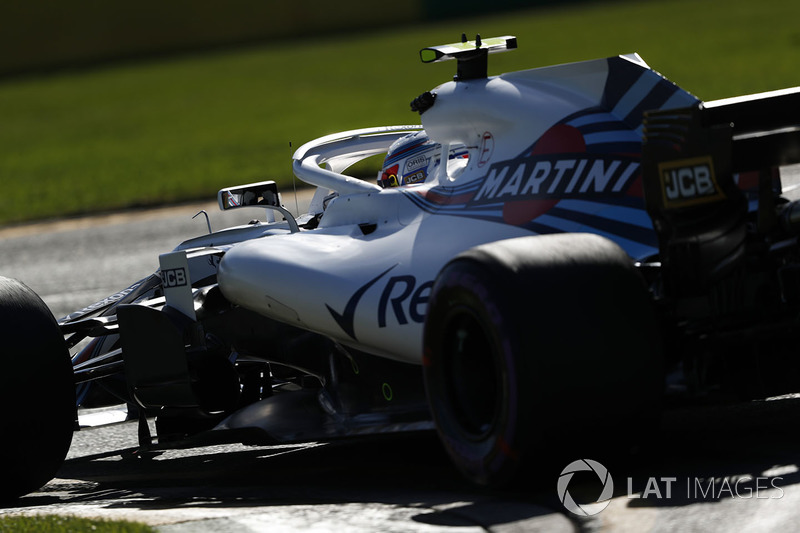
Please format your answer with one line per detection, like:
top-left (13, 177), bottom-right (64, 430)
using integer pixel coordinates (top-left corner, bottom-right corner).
top-left (8, 430), bottom-right (573, 531)
top-left (5, 398), bottom-right (800, 531)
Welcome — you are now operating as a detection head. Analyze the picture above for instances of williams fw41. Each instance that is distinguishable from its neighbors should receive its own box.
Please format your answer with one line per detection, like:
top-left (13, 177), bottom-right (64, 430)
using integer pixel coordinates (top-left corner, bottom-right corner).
top-left (3, 35), bottom-right (800, 500)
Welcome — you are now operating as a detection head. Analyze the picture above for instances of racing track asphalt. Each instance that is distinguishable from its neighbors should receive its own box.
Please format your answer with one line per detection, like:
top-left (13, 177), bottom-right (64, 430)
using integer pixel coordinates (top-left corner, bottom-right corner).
top-left (3, 187), bottom-right (800, 531)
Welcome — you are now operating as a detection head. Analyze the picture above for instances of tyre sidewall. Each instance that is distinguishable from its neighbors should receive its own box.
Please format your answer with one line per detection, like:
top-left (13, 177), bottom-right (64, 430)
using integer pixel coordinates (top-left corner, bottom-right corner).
top-left (424, 259), bottom-right (533, 486)
top-left (423, 234), bottom-right (663, 486)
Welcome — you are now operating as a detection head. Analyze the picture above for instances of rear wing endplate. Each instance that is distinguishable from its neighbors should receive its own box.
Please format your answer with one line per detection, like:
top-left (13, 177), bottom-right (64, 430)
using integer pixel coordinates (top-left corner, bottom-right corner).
top-left (642, 85), bottom-right (800, 292)
top-left (643, 86), bottom-right (800, 209)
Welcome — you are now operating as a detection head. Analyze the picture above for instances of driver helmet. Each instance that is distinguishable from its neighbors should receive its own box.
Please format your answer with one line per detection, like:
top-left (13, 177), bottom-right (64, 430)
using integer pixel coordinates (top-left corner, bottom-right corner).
top-left (378, 130), bottom-right (441, 188)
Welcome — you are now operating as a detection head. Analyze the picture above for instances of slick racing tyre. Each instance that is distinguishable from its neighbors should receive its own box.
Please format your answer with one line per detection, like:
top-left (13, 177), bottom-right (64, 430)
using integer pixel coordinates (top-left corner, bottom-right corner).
top-left (0, 277), bottom-right (76, 500)
top-left (422, 233), bottom-right (662, 487)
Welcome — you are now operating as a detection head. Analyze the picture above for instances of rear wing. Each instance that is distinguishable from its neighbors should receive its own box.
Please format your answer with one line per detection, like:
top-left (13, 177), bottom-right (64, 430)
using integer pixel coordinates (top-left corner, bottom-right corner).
top-left (701, 87), bottom-right (800, 172)
top-left (642, 86), bottom-right (800, 293)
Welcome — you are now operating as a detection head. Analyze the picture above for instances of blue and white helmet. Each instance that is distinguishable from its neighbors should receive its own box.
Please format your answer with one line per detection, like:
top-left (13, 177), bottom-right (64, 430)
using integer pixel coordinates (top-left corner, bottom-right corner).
top-left (378, 130), bottom-right (440, 188)
top-left (378, 130), bottom-right (469, 188)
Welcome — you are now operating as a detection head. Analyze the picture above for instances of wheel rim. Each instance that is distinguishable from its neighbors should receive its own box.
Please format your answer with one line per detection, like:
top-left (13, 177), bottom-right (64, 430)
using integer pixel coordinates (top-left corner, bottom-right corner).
top-left (441, 307), bottom-right (500, 441)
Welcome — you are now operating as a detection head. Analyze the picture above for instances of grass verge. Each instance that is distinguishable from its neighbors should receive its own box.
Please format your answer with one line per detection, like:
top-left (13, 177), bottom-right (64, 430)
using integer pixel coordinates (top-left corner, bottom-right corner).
top-left (0, 515), bottom-right (155, 532)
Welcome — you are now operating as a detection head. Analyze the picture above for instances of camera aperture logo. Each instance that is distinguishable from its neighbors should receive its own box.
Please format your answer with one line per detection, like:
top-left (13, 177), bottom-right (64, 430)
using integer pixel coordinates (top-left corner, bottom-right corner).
top-left (557, 459), bottom-right (614, 516)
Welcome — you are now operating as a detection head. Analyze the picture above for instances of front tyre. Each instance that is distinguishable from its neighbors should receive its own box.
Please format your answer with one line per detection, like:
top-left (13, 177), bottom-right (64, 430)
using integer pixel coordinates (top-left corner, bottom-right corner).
top-left (423, 234), bottom-right (662, 486)
top-left (0, 277), bottom-right (76, 500)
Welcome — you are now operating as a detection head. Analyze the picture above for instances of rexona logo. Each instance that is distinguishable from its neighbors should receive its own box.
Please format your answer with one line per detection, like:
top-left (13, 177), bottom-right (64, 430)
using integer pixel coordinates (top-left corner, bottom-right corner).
top-left (326, 265), bottom-right (433, 341)
top-left (470, 153), bottom-right (639, 205)
top-left (658, 155), bottom-right (724, 208)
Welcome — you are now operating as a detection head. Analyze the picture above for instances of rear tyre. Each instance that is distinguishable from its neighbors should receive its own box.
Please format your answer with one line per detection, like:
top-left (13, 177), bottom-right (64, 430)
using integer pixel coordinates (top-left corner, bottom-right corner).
top-left (0, 277), bottom-right (76, 500)
top-left (423, 234), bottom-right (662, 486)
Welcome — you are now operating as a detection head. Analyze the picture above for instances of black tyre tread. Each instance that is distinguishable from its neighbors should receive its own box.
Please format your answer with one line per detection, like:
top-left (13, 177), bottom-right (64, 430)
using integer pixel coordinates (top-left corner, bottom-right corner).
top-left (423, 234), bottom-right (662, 487)
top-left (0, 276), bottom-right (76, 501)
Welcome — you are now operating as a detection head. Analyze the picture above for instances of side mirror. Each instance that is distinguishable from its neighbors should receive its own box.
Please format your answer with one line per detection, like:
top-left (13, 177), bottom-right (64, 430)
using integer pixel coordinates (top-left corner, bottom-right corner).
top-left (218, 181), bottom-right (280, 211)
top-left (216, 180), bottom-right (299, 233)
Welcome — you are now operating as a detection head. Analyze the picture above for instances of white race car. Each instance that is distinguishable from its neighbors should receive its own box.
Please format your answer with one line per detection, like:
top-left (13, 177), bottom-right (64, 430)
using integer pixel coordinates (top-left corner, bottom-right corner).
top-left (3, 35), bottom-right (800, 500)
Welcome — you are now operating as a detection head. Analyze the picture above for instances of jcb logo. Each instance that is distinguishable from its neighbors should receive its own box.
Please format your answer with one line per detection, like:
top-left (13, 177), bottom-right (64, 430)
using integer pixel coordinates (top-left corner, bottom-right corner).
top-left (163, 267), bottom-right (188, 288)
top-left (659, 156), bottom-right (724, 208)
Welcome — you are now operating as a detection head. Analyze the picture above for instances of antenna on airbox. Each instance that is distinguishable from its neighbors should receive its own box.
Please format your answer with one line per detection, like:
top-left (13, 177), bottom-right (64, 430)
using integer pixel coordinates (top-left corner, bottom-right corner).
top-left (289, 141), bottom-right (300, 217)
top-left (418, 34), bottom-right (517, 81)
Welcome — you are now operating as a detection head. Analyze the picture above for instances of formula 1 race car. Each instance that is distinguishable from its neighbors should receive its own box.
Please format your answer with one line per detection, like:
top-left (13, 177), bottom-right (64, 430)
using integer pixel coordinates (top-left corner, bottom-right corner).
top-left (3, 35), bottom-right (800, 500)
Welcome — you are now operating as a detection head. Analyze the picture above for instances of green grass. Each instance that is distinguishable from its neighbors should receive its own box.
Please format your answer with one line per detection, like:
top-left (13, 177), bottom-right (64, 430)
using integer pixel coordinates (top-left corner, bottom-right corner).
top-left (0, 515), bottom-right (155, 532)
top-left (1, 0), bottom-right (798, 225)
